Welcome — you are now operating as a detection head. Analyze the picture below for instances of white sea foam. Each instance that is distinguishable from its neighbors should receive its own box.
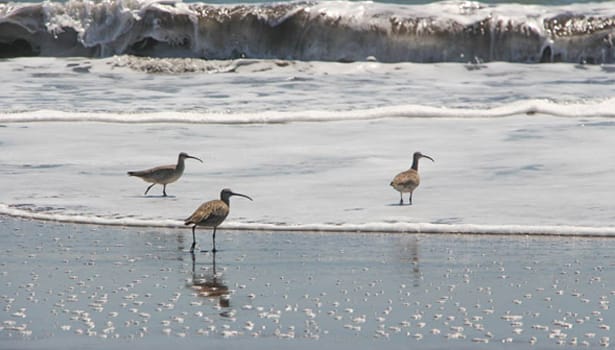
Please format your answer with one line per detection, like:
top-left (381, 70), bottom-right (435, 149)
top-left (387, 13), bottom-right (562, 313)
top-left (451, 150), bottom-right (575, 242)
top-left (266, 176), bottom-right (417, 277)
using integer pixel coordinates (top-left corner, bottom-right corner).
top-left (2, 203), bottom-right (615, 237)
top-left (1, 118), bottom-right (614, 237)
top-left (2, 98), bottom-right (615, 124)
top-left (2, 58), bottom-right (615, 238)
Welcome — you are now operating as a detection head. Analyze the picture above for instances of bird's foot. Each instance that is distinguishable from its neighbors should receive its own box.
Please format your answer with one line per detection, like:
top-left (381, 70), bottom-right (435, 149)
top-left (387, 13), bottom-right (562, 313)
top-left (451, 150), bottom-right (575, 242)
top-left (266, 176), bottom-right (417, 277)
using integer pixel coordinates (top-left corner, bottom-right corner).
top-left (399, 199), bottom-right (404, 206)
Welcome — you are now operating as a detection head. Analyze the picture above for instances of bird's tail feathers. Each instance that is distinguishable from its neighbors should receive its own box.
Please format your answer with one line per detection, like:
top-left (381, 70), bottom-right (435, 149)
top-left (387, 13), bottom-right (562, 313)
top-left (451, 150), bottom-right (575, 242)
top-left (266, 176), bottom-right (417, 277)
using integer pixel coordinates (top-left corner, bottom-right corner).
top-left (127, 170), bottom-right (149, 177)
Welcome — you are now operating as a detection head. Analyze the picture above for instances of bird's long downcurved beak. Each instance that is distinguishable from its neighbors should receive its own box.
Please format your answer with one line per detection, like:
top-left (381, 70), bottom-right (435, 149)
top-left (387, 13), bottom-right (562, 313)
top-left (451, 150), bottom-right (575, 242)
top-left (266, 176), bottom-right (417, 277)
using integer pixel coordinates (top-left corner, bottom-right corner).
top-left (187, 155), bottom-right (204, 163)
top-left (231, 192), bottom-right (253, 201)
top-left (422, 154), bottom-right (435, 162)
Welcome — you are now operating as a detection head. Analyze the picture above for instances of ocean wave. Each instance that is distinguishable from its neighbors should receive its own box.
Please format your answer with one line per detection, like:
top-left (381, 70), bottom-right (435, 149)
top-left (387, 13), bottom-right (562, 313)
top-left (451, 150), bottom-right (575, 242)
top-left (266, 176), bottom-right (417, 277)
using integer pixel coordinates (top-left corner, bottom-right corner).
top-left (1, 0), bottom-right (615, 63)
top-left (2, 98), bottom-right (615, 124)
top-left (2, 203), bottom-right (614, 237)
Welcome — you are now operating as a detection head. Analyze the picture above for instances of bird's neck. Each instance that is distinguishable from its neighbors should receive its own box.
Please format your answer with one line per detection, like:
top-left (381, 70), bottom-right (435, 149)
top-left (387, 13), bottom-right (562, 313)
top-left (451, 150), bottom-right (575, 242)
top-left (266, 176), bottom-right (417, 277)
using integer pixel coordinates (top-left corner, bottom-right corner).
top-left (177, 158), bottom-right (185, 171)
top-left (221, 196), bottom-right (231, 206)
top-left (411, 157), bottom-right (419, 171)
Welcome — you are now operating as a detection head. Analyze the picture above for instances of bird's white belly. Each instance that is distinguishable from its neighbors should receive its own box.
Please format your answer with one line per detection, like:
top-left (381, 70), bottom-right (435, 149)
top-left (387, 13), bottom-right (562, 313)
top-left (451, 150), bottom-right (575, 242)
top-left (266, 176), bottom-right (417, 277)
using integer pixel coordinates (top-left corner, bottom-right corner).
top-left (160, 172), bottom-right (182, 184)
top-left (392, 182), bottom-right (417, 193)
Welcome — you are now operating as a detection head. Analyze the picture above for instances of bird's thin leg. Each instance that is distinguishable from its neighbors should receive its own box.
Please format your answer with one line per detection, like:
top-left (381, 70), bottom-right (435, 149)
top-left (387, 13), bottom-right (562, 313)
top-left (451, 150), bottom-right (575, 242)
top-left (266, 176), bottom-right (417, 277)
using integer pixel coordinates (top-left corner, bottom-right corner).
top-left (211, 250), bottom-right (217, 274)
top-left (212, 227), bottom-right (217, 253)
top-left (399, 192), bottom-right (404, 206)
top-left (409, 192), bottom-right (413, 206)
top-left (144, 183), bottom-right (155, 195)
top-left (190, 225), bottom-right (196, 253)
top-left (162, 184), bottom-right (168, 197)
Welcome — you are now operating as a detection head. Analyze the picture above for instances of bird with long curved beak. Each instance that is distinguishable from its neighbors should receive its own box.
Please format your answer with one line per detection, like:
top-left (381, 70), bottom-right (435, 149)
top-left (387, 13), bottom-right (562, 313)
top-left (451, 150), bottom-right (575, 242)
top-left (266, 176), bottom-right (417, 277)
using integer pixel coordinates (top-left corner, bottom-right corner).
top-left (185, 188), bottom-right (253, 253)
top-left (390, 151), bottom-right (434, 205)
top-left (127, 152), bottom-right (203, 197)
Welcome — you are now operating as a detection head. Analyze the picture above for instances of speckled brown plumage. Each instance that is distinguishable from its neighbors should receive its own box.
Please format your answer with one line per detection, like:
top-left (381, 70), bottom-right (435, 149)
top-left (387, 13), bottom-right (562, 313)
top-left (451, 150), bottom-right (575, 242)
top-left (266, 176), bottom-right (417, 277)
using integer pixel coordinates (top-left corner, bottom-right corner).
top-left (185, 188), bottom-right (252, 252)
top-left (185, 200), bottom-right (230, 229)
top-left (390, 152), bottom-right (434, 205)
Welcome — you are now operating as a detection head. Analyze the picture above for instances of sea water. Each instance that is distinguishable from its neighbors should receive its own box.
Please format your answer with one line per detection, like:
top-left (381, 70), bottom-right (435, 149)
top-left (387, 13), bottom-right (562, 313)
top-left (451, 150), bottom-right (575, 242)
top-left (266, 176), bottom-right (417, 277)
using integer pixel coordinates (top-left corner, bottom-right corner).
top-left (1, 0), bottom-right (615, 236)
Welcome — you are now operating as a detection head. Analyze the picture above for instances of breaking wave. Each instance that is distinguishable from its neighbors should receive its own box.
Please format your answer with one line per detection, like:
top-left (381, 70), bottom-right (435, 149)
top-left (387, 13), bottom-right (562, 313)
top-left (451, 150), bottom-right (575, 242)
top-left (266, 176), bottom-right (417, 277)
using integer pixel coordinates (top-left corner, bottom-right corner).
top-left (1, 0), bottom-right (615, 63)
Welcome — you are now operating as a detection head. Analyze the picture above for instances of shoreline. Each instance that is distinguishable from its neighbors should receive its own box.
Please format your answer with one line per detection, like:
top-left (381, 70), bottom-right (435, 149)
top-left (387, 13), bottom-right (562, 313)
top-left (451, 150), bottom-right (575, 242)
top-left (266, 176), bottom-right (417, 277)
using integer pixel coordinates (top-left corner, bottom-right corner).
top-left (2, 210), bottom-right (615, 238)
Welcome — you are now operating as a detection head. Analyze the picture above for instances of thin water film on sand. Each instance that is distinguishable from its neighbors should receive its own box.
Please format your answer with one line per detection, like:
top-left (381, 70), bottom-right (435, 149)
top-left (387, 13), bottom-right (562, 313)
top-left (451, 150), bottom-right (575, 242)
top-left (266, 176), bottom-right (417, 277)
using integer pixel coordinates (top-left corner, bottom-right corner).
top-left (0, 218), bottom-right (613, 349)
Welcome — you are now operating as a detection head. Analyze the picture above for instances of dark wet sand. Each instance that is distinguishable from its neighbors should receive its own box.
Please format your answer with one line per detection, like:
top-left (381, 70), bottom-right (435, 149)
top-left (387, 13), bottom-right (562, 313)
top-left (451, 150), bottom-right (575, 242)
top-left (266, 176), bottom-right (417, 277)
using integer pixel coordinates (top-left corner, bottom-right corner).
top-left (1, 217), bottom-right (613, 349)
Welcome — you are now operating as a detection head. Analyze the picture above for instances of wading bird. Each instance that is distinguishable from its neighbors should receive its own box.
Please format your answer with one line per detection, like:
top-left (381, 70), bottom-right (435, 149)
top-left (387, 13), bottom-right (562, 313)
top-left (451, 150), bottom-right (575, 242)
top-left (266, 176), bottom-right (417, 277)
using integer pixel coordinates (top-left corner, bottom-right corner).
top-left (390, 152), bottom-right (434, 205)
top-left (185, 188), bottom-right (253, 253)
top-left (127, 152), bottom-right (202, 196)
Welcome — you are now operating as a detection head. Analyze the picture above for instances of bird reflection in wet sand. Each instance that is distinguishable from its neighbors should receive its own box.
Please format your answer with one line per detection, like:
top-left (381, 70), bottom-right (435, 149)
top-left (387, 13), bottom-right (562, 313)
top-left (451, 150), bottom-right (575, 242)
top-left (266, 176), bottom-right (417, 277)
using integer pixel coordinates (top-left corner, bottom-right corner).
top-left (188, 252), bottom-right (230, 309)
top-left (396, 237), bottom-right (421, 287)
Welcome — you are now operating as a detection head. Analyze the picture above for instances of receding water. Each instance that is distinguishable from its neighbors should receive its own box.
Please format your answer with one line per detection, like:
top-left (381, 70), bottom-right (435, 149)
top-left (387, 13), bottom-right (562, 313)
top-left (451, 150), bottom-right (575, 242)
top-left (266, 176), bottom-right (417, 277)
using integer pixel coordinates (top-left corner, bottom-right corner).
top-left (1, 218), bottom-right (613, 349)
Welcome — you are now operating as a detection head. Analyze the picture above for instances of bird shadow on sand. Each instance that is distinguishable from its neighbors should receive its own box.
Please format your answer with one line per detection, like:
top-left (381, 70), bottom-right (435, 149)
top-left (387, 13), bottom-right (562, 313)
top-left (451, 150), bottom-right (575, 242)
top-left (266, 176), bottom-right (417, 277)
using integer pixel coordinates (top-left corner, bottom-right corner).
top-left (180, 249), bottom-right (221, 254)
top-left (386, 203), bottom-right (412, 207)
top-left (129, 195), bottom-right (177, 199)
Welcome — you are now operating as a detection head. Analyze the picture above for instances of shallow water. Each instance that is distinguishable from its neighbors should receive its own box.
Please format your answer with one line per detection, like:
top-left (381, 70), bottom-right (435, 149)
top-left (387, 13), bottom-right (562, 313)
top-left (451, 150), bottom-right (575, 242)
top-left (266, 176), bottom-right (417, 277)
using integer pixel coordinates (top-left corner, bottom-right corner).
top-left (3, 58), bottom-right (615, 114)
top-left (0, 217), bottom-right (613, 349)
top-left (2, 116), bottom-right (615, 235)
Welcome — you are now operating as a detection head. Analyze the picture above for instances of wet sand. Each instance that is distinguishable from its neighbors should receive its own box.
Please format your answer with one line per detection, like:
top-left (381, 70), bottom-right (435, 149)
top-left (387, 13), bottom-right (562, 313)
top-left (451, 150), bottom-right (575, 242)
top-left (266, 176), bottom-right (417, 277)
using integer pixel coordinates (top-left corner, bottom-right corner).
top-left (1, 216), bottom-right (613, 349)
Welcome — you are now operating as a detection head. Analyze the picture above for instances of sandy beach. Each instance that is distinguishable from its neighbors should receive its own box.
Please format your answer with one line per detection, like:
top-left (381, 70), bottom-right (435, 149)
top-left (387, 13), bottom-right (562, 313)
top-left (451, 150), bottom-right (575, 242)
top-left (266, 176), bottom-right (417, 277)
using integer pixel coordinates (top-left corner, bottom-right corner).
top-left (1, 216), bottom-right (613, 349)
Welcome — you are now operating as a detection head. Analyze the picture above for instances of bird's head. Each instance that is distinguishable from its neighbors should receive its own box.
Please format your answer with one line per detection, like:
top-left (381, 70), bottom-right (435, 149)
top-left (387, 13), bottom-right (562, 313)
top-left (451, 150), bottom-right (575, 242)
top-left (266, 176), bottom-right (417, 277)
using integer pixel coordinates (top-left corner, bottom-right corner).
top-left (220, 188), bottom-right (253, 203)
top-left (179, 152), bottom-right (203, 163)
top-left (414, 151), bottom-right (434, 163)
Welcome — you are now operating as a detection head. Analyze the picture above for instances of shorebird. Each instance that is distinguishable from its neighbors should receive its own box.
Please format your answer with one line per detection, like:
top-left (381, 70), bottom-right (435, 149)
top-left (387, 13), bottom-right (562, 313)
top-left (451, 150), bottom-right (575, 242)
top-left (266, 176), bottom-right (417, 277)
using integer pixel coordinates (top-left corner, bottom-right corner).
top-left (390, 151), bottom-right (434, 205)
top-left (127, 152), bottom-right (202, 196)
top-left (185, 188), bottom-right (253, 253)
